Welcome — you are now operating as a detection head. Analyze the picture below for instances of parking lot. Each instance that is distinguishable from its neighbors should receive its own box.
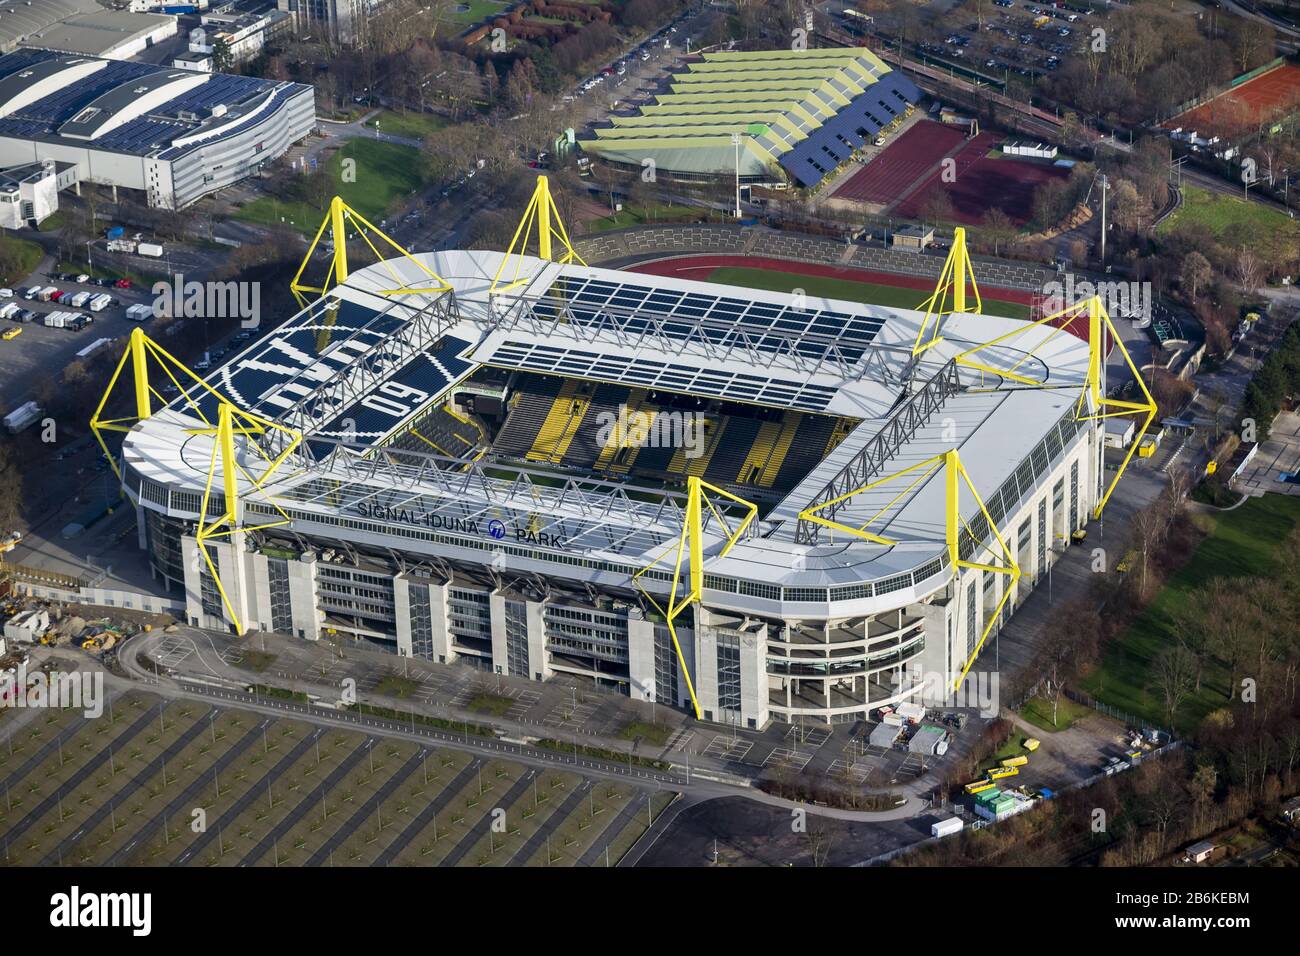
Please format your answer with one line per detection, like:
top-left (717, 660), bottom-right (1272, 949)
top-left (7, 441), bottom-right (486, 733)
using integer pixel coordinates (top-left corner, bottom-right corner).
top-left (906, 1), bottom-right (1106, 84)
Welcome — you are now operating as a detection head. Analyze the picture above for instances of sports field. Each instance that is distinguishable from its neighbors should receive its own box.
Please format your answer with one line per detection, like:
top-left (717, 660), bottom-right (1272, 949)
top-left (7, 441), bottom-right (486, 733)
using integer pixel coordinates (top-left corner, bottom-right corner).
top-left (892, 132), bottom-right (1069, 226)
top-left (835, 120), bottom-right (967, 204)
top-left (627, 254), bottom-right (1034, 319)
top-left (1080, 494), bottom-right (1300, 733)
top-left (1163, 64), bottom-right (1300, 139)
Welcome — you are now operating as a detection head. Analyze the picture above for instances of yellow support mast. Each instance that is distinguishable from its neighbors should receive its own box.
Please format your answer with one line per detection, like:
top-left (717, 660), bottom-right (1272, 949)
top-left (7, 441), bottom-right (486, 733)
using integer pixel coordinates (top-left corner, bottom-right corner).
top-left (290, 195), bottom-right (452, 309)
top-left (913, 226), bottom-right (981, 356)
top-left (89, 327), bottom-right (302, 636)
top-left (798, 449), bottom-right (1020, 691)
top-left (948, 294), bottom-right (1158, 519)
top-left (189, 402), bottom-right (299, 635)
top-left (490, 175), bottom-right (587, 294)
top-left (632, 477), bottom-right (757, 719)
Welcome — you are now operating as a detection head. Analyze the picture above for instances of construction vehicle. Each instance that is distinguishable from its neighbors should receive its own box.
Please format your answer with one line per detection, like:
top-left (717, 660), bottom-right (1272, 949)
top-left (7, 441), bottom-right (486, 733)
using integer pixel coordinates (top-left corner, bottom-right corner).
top-left (1070, 529), bottom-right (1088, 544)
top-left (1, 327), bottom-right (20, 341)
top-left (81, 637), bottom-right (101, 651)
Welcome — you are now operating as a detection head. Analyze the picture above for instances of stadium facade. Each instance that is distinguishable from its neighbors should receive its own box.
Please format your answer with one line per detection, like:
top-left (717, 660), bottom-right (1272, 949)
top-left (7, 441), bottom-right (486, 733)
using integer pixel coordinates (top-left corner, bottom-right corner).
top-left (113, 237), bottom-right (1117, 728)
top-left (578, 48), bottom-right (921, 189)
top-left (0, 48), bottom-right (315, 209)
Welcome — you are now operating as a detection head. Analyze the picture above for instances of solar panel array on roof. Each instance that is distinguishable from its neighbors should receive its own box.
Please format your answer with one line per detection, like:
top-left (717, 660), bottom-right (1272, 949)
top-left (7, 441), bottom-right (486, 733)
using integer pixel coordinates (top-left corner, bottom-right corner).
top-left (487, 340), bottom-right (840, 412)
top-left (0, 47), bottom-right (303, 158)
top-left (538, 274), bottom-right (884, 363)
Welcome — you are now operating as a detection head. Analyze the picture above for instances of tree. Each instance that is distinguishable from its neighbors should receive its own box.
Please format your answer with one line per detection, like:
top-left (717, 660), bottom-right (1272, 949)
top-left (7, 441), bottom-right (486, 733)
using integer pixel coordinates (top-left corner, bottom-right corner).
top-left (211, 37), bottom-right (234, 74)
top-left (979, 208), bottom-right (1017, 256)
top-left (1153, 645), bottom-right (1197, 728)
top-left (1180, 250), bottom-right (1212, 300)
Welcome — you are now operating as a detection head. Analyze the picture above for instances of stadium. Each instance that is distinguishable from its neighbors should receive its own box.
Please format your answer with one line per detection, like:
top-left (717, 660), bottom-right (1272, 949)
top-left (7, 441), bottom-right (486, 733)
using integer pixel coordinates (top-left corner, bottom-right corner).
top-left (577, 48), bottom-right (921, 188)
top-left (97, 182), bottom-right (1152, 728)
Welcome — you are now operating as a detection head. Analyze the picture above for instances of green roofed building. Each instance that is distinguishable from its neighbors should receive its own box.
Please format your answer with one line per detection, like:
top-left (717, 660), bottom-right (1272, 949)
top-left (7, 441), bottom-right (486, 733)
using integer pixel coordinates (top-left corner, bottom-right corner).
top-left (577, 47), bottom-right (921, 188)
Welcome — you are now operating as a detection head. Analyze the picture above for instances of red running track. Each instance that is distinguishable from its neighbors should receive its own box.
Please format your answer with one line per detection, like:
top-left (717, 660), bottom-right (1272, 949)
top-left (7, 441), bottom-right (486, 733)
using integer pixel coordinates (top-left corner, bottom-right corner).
top-left (834, 120), bottom-right (967, 203)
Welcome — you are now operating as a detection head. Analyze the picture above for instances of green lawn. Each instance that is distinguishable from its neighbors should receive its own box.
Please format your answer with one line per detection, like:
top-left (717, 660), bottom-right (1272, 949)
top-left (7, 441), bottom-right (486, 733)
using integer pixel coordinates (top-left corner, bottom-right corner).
top-left (1159, 184), bottom-right (1300, 239)
top-left (234, 139), bottom-right (424, 234)
top-left (466, 693), bottom-right (514, 717)
top-left (1081, 494), bottom-right (1300, 732)
top-left (365, 110), bottom-right (447, 142)
top-left (443, 0), bottom-right (511, 26)
top-left (705, 266), bottom-right (1033, 319)
top-left (586, 204), bottom-right (726, 233)
top-left (0, 234), bottom-right (43, 285)
top-left (1019, 694), bottom-right (1092, 733)
top-left (618, 720), bottom-right (673, 747)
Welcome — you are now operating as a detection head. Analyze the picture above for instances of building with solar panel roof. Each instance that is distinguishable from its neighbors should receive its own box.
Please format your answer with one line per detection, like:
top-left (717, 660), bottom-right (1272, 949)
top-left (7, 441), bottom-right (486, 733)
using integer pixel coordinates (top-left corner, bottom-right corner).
top-left (578, 48), bottom-right (921, 188)
top-left (0, 47), bottom-right (314, 209)
top-left (116, 228), bottom-right (1114, 729)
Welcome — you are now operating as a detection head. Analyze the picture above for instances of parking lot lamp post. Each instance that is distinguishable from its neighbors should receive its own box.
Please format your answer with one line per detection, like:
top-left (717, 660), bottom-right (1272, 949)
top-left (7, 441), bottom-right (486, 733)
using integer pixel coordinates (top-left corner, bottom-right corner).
top-left (732, 132), bottom-right (742, 218)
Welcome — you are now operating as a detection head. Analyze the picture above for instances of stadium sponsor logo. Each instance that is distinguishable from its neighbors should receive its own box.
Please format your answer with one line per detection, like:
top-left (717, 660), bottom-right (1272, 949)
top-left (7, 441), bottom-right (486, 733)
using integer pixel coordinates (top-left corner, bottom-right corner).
top-left (49, 886), bottom-right (151, 937)
top-left (1041, 273), bottom-right (1151, 323)
top-left (352, 505), bottom-right (566, 549)
top-left (0, 662), bottom-right (103, 718)
top-left (151, 273), bottom-right (261, 327)
top-left (594, 405), bottom-right (706, 459)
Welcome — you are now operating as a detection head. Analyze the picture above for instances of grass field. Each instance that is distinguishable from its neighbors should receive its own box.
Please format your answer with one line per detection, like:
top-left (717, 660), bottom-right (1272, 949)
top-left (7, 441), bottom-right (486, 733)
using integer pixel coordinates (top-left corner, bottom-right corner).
top-left (442, 0), bottom-right (511, 26)
top-left (706, 266), bottom-right (1033, 320)
top-left (0, 234), bottom-right (43, 286)
top-left (586, 204), bottom-right (728, 233)
top-left (1159, 184), bottom-right (1300, 239)
top-left (1019, 694), bottom-right (1093, 733)
top-left (1081, 494), bottom-right (1300, 732)
top-left (234, 139), bottom-right (424, 234)
top-left (0, 692), bottom-right (672, 867)
top-left (365, 110), bottom-right (447, 141)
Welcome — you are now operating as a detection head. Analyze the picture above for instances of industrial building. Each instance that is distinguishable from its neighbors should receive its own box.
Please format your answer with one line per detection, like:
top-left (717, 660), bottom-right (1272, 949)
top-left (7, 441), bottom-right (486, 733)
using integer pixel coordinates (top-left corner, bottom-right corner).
top-left (578, 48), bottom-right (921, 188)
top-left (0, 160), bottom-right (76, 228)
top-left (103, 187), bottom-right (1153, 729)
top-left (0, 47), bottom-right (315, 209)
top-left (0, 0), bottom-right (177, 60)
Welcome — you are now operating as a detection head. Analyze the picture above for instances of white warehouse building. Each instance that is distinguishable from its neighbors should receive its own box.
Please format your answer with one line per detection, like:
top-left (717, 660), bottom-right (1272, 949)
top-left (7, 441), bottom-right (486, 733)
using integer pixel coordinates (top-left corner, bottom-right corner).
top-left (0, 48), bottom-right (315, 209)
top-left (113, 242), bottom-right (1130, 729)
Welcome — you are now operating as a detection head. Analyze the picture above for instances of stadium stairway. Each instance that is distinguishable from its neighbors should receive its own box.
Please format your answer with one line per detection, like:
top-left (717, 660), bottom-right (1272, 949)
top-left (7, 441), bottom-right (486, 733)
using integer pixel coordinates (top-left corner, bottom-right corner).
top-left (493, 376), bottom-right (563, 458)
top-left (759, 413), bottom-right (802, 487)
top-left (771, 414), bottom-right (844, 490)
top-left (735, 421), bottom-right (781, 485)
top-left (704, 417), bottom-right (762, 484)
top-left (565, 383), bottom-right (632, 469)
top-left (526, 382), bottom-right (592, 463)
top-left (607, 404), bottom-right (658, 476)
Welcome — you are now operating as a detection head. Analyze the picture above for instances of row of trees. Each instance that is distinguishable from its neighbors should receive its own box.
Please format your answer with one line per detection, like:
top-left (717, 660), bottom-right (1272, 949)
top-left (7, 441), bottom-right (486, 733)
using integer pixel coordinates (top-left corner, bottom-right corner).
top-left (1241, 320), bottom-right (1300, 440)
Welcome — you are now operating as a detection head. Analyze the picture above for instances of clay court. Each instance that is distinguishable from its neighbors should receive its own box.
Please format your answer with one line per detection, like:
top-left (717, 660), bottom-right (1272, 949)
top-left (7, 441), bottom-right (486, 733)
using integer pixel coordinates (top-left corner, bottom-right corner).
top-left (893, 131), bottom-right (1070, 226)
top-left (834, 120), bottom-right (968, 203)
top-left (1164, 64), bottom-right (1300, 139)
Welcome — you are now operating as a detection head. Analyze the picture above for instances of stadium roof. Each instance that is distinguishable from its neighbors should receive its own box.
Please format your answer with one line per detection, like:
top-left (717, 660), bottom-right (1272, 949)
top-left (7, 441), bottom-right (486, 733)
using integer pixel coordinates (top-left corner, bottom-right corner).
top-left (122, 249), bottom-right (1095, 606)
top-left (578, 48), bottom-right (921, 187)
top-left (0, 47), bottom-right (311, 159)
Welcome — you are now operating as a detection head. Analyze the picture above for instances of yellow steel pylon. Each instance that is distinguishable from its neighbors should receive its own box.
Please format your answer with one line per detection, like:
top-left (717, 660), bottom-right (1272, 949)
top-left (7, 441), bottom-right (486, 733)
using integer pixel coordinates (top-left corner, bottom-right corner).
top-left (290, 195), bottom-right (452, 310)
top-left (89, 327), bottom-right (302, 636)
top-left (490, 175), bottom-right (586, 294)
top-left (913, 226), bottom-right (981, 356)
top-left (798, 449), bottom-right (1020, 691)
top-left (949, 295), bottom-right (1157, 519)
top-left (189, 402), bottom-right (299, 635)
top-left (632, 477), bottom-right (757, 719)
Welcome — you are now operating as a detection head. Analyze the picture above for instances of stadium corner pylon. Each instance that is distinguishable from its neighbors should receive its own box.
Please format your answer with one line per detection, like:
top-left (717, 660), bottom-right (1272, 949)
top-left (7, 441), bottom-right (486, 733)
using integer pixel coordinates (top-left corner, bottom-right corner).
top-left (490, 174), bottom-right (586, 294)
top-left (290, 195), bottom-right (452, 308)
top-left (913, 226), bottom-right (981, 356)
